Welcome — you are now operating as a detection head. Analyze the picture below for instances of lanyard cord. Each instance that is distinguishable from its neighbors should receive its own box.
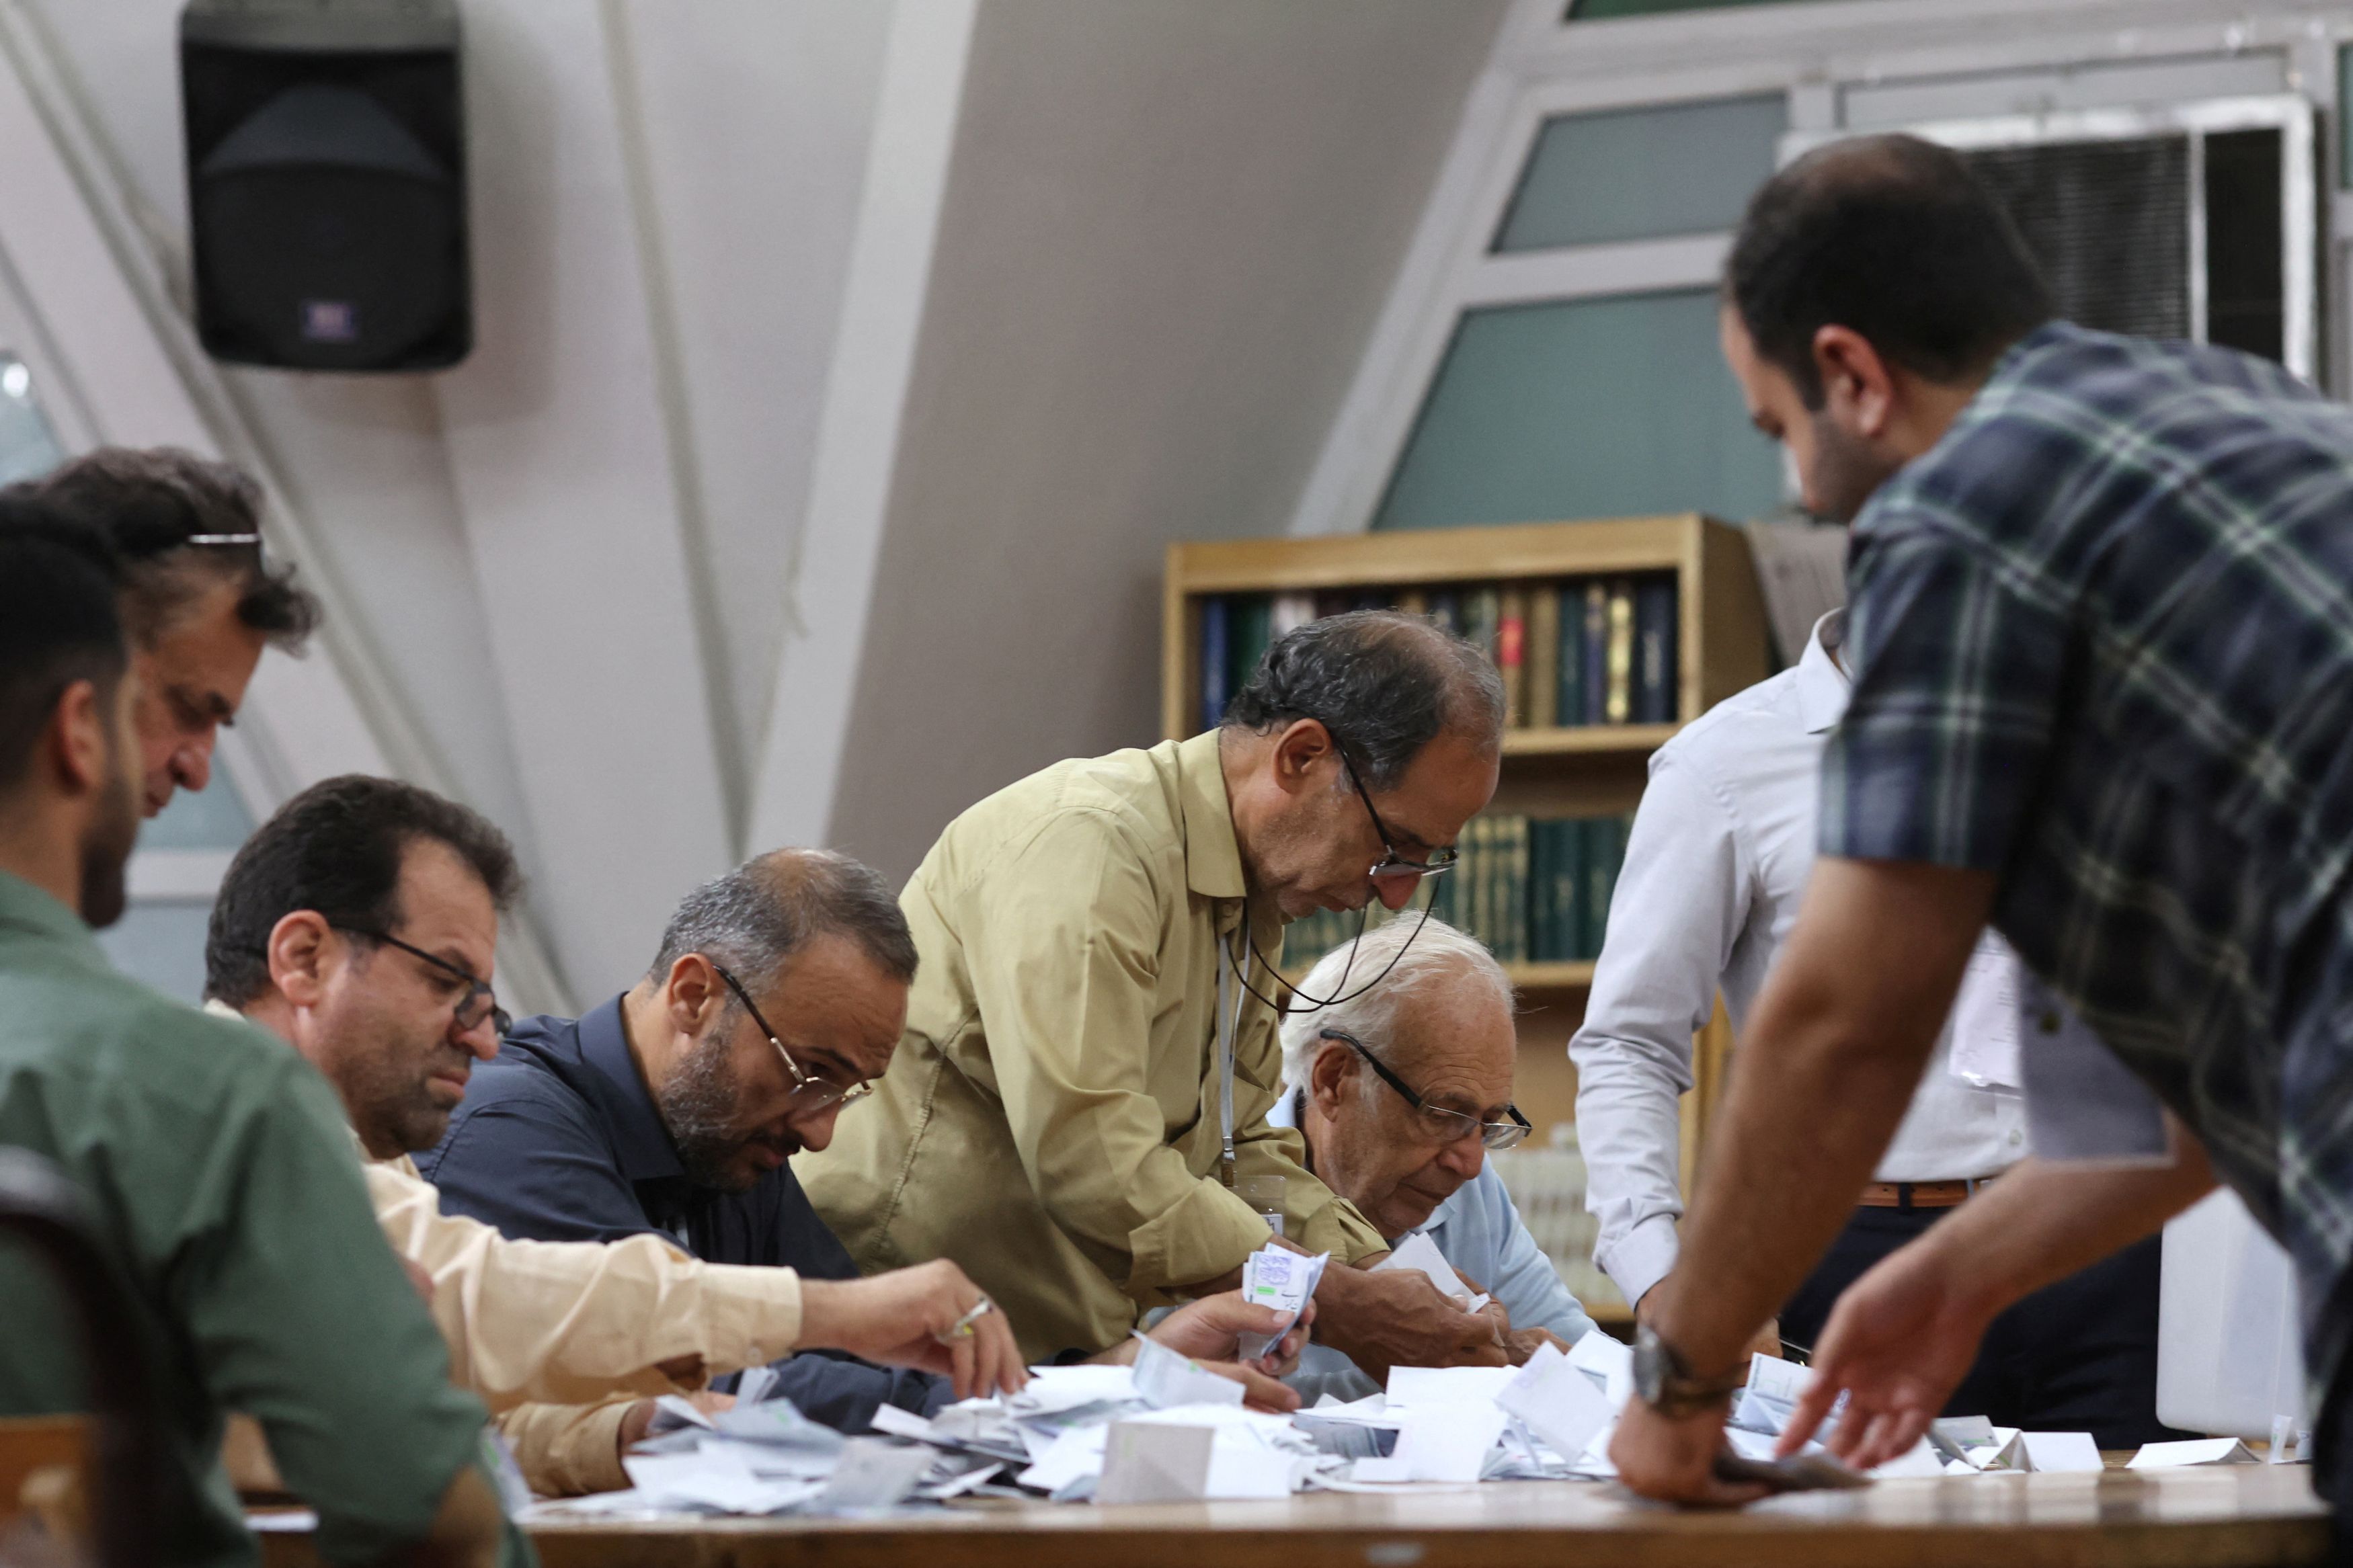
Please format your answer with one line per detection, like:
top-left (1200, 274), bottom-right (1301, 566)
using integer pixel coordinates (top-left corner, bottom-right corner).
top-left (1224, 893), bottom-right (1439, 1018)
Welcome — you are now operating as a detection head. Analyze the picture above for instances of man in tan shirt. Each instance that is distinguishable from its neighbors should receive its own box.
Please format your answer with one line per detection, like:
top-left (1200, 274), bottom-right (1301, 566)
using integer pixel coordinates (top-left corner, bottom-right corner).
top-left (803, 610), bottom-right (1513, 1373)
top-left (202, 774), bottom-right (1027, 1490)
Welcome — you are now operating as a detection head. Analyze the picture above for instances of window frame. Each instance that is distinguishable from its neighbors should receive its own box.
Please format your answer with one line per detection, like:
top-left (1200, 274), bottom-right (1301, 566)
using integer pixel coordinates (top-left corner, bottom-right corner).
top-left (1289, 0), bottom-right (2351, 540)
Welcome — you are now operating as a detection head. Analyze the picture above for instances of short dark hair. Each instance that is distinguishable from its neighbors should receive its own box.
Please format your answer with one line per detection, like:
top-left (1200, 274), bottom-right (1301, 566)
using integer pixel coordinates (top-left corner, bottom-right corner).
top-left (1220, 610), bottom-right (1504, 790)
top-left (1726, 134), bottom-right (2055, 408)
top-left (205, 775), bottom-right (522, 1007)
top-left (0, 501), bottom-right (129, 793)
top-left (7, 447), bottom-right (321, 651)
top-left (649, 848), bottom-right (918, 997)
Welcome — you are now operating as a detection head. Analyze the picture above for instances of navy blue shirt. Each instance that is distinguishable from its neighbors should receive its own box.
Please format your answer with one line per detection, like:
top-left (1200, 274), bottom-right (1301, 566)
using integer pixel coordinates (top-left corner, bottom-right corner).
top-left (419, 995), bottom-right (948, 1429)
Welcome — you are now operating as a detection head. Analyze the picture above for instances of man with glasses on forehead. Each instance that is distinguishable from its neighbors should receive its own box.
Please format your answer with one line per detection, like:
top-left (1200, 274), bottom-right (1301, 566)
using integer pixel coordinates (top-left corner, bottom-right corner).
top-left (804, 609), bottom-right (1513, 1376)
top-left (1272, 918), bottom-right (1597, 1403)
top-left (5, 446), bottom-right (320, 817)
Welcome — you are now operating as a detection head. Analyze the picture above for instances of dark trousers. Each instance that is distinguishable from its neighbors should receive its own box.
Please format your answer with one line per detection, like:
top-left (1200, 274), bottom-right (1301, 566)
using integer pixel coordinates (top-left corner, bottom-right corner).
top-left (1779, 1204), bottom-right (2188, 1449)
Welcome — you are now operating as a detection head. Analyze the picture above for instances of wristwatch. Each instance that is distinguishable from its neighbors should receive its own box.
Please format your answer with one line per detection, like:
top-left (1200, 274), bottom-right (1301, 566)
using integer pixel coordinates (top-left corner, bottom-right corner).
top-left (1632, 1322), bottom-right (1746, 1417)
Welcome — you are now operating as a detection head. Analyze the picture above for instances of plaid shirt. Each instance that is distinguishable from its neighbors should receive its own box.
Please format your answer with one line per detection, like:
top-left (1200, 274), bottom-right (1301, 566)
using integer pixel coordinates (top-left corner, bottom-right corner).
top-left (1822, 321), bottom-right (2353, 1412)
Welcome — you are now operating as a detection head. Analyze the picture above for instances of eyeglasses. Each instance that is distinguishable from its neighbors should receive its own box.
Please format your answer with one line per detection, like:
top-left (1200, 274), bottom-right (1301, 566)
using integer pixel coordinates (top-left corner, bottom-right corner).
top-left (1330, 739), bottom-right (1458, 882)
top-left (1319, 1028), bottom-right (1530, 1151)
top-left (709, 962), bottom-right (875, 1113)
top-left (337, 927), bottom-right (510, 1039)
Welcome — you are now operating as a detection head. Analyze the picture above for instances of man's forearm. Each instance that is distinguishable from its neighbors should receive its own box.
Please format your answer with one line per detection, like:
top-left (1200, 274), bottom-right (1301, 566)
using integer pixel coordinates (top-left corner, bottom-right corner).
top-left (1905, 1132), bottom-right (2217, 1321)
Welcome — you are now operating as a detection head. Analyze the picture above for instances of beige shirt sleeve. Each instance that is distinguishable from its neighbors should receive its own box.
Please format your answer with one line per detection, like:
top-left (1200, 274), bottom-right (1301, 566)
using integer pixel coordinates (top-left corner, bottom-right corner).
top-left (495, 1399), bottom-right (635, 1499)
top-left (366, 1157), bottom-right (802, 1411)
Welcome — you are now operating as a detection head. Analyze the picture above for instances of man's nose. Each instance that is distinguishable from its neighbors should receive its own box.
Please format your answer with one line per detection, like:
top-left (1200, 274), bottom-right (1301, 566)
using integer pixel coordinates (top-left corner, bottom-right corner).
top-left (454, 1014), bottom-right (501, 1061)
top-left (171, 732), bottom-right (215, 794)
top-left (1436, 1134), bottom-right (1486, 1182)
top-left (1373, 874), bottom-right (1420, 911)
top-left (793, 1103), bottom-right (844, 1155)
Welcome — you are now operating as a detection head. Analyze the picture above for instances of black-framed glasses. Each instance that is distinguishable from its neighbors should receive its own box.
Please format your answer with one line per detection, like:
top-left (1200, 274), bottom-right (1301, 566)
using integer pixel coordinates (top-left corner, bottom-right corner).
top-left (1319, 1027), bottom-right (1530, 1151)
top-left (336, 927), bottom-right (510, 1039)
top-left (709, 962), bottom-right (875, 1113)
top-left (1330, 740), bottom-right (1458, 882)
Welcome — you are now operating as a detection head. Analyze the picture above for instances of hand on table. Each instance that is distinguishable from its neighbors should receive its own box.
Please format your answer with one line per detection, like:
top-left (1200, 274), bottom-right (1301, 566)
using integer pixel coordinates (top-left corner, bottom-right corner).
top-left (1609, 1396), bottom-right (1767, 1508)
top-left (797, 1259), bottom-right (1028, 1401)
top-left (1778, 1237), bottom-right (1994, 1469)
top-left (1312, 1261), bottom-right (1508, 1383)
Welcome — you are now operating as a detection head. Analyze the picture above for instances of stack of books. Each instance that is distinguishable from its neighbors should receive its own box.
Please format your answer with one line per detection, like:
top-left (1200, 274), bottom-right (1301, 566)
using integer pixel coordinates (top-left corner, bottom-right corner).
top-left (1280, 811), bottom-right (1635, 975)
top-left (1197, 575), bottom-right (1679, 734)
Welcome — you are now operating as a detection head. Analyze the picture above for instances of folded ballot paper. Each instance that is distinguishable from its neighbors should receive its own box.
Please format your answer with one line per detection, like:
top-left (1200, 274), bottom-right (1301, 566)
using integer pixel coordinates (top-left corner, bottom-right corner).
top-left (1236, 1245), bottom-right (1329, 1361)
top-left (1375, 1232), bottom-right (1491, 1313)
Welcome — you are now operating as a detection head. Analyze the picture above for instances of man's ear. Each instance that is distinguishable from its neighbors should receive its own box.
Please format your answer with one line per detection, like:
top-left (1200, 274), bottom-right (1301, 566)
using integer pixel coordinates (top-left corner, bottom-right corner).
top-left (267, 911), bottom-right (336, 1009)
top-left (1306, 1038), bottom-right (1355, 1118)
top-left (1812, 325), bottom-right (1896, 439)
top-left (46, 679), bottom-right (110, 796)
top-left (1269, 719), bottom-right (1337, 798)
top-left (666, 954), bottom-right (721, 1036)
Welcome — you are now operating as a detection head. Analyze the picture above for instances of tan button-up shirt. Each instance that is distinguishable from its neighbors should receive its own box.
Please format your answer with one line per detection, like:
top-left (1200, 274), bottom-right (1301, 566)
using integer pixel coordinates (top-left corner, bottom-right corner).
top-left (799, 731), bottom-right (1385, 1360)
top-left (202, 1000), bottom-right (803, 1411)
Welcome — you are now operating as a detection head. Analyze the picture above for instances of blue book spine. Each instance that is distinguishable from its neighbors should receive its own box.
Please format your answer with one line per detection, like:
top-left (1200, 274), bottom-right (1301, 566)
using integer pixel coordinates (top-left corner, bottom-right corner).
top-left (1634, 577), bottom-right (1679, 725)
top-left (1199, 597), bottom-right (1229, 732)
top-left (1580, 583), bottom-right (1609, 726)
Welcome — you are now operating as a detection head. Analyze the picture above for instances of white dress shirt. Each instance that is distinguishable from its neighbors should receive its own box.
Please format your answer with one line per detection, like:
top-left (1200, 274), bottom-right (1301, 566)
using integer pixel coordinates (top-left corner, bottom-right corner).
top-left (1569, 612), bottom-right (2028, 1308)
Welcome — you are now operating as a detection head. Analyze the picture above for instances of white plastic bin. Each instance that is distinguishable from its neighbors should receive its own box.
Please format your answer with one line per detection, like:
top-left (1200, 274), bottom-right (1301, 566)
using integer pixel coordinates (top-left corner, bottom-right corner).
top-left (2157, 1186), bottom-right (2305, 1438)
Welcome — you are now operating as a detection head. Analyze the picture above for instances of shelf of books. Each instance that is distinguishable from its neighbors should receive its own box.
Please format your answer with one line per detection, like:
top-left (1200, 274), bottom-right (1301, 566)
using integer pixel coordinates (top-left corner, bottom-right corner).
top-left (1164, 514), bottom-right (1771, 1325)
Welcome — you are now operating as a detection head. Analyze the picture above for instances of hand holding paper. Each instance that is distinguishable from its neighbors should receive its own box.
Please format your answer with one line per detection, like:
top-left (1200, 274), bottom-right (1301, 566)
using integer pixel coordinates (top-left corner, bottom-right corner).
top-left (1236, 1246), bottom-right (1328, 1361)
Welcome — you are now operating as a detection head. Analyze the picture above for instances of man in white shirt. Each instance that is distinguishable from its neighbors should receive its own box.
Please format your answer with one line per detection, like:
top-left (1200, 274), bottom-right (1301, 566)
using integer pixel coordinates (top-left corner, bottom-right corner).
top-left (1571, 609), bottom-right (2177, 1444)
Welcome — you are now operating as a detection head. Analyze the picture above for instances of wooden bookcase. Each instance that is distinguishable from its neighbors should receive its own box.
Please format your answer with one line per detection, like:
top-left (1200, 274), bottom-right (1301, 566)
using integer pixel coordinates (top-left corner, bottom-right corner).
top-left (1163, 513), bottom-right (1772, 1321)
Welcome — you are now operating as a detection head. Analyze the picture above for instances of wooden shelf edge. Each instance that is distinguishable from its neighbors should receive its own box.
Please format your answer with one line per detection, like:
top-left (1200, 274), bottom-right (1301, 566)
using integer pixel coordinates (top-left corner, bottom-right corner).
top-left (1502, 723), bottom-right (1679, 757)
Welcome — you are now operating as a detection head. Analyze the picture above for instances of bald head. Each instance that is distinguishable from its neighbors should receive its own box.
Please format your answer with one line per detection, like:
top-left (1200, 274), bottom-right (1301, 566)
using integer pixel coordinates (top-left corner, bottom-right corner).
top-left (647, 847), bottom-right (916, 997)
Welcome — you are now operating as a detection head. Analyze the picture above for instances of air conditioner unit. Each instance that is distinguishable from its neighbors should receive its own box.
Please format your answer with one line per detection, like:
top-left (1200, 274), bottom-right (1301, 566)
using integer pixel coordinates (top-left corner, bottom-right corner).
top-left (1786, 96), bottom-right (2319, 380)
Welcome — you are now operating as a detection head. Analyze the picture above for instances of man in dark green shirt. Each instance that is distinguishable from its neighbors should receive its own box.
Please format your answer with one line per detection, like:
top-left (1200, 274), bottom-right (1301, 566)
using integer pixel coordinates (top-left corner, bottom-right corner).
top-left (0, 513), bottom-right (524, 1567)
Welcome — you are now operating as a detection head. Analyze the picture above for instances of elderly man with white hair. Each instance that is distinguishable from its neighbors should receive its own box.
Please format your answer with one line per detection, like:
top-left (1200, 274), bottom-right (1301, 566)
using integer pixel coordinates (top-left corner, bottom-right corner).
top-left (1273, 917), bottom-right (1596, 1401)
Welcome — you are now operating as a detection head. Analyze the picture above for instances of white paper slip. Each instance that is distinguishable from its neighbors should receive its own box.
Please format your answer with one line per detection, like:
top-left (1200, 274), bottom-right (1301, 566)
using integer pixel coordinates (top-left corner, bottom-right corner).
top-left (1237, 1246), bottom-right (1329, 1360)
top-left (243, 1510), bottom-right (319, 1533)
top-left (1386, 1364), bottom-right (1520, 1407)
top-left (1566, 1327), bottom-right (1635, 1409)
top-left (865, 1404), bottom-right (941, 1443)
top-left (1375, 1233), bottom-right (1476, 1307)
top-left (810, 1438), bottom-right (936, 1512)
top-left (1009, 1364), bottom-right (1140, 1414)
top-left (2128, 1438), bottom-right (2258, 1469)
top-left (1131, 1333), bottom-right (1246, 1409)
top-left (623, 1448), bottom-right (779, 1512)
top-left (1868, 1438), bottom-right (1948, 1479)
top-left (1014, 1424), bottom-right (1109, 1493)
top-left (1388, 1403), bottom-right (1509, 1483)
top-left (1949, 933), bottom-right (2023, 1090)
top-left (1994, 1430), bottom-right (2104, 1473)
top-left (1096, 1421), bottom-right (1216, 1505)
top-left (1494, 1342), bottom-right (1616, 1466)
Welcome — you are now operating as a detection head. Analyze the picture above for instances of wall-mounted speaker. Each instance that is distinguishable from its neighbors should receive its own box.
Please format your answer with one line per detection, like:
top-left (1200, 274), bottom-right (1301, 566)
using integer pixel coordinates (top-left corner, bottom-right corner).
top-left (181, 0), bottom-right (470, 372)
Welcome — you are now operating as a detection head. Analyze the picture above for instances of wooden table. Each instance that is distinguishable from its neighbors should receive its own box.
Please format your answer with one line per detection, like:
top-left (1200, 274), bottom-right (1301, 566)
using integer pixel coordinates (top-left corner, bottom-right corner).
top-left (256, 1465), bottom-right (2334, 1568)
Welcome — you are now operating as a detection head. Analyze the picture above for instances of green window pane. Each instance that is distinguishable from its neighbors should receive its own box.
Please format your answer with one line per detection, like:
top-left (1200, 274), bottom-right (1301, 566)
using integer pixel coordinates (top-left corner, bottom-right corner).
top-left (137, 770), bottom-right (256, 852)
top-left (1496, 95), bottom-right (1786, 251)
top-left (1372, 290), bottom-right (1785, 532)
top-left (2341, 46), bottom-right (2353, 188)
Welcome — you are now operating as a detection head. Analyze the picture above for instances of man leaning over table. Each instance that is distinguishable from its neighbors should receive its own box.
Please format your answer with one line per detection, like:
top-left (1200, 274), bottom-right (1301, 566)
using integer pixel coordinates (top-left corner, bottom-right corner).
top-left (1271, 918), bottom-right (1597, 1403)
top-left (1572, 600), bottom-right (2180, 1446)
top-left (1608, 132), bottom-right (2353, 1559)
top-left (802, 610), bottom-right (1511, 1374)
top-left (200, 775), bottom-right (1029, 1495)
top-left (0, 512), bottom-right (518, 1568)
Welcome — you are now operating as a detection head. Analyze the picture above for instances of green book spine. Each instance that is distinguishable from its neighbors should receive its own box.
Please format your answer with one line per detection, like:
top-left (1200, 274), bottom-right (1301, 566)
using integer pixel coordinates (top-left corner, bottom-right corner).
top-left (1230, 595), bottom-right (1273, 702)
top-left (1557, 818), bottom-right (1587, 960)
top-left (1527, 821), bottom-right (1552, 962)
top-left (1505, 815), bottom-right (1529, 964)
top-left (1474, 816), bottom-right (1498, 953)
top-left (1582, 815), bottom-right (1630, 957)
top-left (1553, 585), bottom-right (1581, 725)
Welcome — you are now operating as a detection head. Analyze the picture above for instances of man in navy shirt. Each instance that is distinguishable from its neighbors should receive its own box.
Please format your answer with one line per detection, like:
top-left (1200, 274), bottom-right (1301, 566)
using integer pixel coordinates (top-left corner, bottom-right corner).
top-left (422, 847), bottom-right (951, 1435)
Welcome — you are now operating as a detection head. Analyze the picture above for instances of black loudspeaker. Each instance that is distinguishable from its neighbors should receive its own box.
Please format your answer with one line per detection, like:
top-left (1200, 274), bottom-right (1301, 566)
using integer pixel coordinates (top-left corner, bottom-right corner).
top-left (181, 0), bottom-right (469, 372)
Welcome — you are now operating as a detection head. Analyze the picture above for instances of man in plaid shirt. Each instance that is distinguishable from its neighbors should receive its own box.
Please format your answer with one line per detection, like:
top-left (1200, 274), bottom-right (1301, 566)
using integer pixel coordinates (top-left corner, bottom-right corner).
top-left (1609, 132), bottom-right (2353, 1547)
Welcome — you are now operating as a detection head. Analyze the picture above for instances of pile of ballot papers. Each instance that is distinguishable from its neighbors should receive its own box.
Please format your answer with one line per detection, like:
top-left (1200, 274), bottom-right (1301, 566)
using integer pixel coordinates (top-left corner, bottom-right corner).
top-left (525, 1242), bottom-right (2295, 1522)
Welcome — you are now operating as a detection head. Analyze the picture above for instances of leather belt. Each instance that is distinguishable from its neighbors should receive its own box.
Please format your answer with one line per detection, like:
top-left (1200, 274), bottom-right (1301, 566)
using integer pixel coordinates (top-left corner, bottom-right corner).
top-left (1858, 1175), bottom-right (1998, 1210)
